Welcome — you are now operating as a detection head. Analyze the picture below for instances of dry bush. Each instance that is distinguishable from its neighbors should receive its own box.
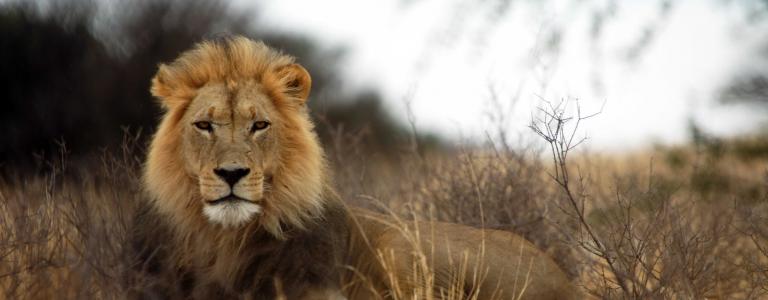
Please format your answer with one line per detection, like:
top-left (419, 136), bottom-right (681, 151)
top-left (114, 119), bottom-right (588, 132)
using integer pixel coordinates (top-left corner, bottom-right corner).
top-left (528, 100), bottom-right (768, 299)
top-left (321, 116), bottom-right (582, 289)
top-left (0, 135), bottom-right (145, 299)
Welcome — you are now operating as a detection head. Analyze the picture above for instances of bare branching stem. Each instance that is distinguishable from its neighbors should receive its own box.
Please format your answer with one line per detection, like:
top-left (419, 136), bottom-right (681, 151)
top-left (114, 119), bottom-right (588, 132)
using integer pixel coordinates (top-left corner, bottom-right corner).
top-left (529, 99), bottom-right (632, 294)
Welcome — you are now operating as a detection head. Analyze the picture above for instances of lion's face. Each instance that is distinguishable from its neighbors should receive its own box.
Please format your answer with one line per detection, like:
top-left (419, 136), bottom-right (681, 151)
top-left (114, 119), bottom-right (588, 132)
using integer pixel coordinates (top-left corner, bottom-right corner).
top-left (146, 37), bottom-right (326, 237)
top-left (182, 81), bottom-right (280, 227)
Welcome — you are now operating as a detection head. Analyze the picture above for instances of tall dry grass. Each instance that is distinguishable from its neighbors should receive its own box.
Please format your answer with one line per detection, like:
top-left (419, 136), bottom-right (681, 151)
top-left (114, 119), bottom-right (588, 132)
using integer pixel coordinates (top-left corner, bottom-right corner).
top-left (0, 108), bottom-right (767, 299)
top-left (0, 134), bottom-right (145, 299)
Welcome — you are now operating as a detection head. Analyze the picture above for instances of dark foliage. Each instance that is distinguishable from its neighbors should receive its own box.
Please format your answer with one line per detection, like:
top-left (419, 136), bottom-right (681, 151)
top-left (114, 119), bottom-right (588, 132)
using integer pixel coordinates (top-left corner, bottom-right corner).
top-left (0, 0), bottom-right (426, 171)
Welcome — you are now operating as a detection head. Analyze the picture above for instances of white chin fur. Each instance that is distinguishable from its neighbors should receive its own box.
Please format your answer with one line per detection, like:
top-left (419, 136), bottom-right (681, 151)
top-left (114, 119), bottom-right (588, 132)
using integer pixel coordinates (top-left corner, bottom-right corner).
top-left (203, 202), bottom-right (262, 228)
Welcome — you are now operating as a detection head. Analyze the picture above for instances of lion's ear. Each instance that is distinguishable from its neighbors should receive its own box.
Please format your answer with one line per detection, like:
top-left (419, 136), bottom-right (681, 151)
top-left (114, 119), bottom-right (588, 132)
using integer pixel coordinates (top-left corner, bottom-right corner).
top-left (150, 64), bottom-right (190, 109)
top-left (275, 63), bottom-right (312, 103)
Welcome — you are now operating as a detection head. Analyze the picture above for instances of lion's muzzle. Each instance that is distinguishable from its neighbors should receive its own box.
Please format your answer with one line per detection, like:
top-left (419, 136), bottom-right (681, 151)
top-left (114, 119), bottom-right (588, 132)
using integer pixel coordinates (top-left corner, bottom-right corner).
top-left (199, 166), bottom-right (268, 227)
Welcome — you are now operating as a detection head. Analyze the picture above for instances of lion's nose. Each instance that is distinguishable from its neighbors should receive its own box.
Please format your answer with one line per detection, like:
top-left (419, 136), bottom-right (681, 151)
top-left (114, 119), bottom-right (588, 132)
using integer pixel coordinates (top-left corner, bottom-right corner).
top-left (214, 167), bottom-right (250, 186)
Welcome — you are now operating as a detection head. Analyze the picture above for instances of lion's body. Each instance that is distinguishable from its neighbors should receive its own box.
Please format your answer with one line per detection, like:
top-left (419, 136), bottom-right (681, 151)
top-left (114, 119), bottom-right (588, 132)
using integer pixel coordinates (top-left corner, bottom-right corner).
top-left (134, 36), bottom-right (578, 299)
top-left (132, 202), bottom-right (575, 299)
top-left (345, 209), bottom-right (576, 299)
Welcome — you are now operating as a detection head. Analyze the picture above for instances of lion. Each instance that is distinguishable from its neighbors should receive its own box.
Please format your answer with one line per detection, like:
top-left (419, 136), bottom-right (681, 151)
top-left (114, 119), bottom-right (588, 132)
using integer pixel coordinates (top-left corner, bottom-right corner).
top-left (133, 36), bottom-right (578, 299)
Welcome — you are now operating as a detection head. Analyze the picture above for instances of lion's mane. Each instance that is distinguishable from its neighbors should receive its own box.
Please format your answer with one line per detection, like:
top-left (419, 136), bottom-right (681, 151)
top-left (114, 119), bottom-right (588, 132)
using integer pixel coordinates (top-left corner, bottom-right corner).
top-left (145, 37), bottom-right (327, 239)
top-left (139, 37), bottom-right (346, 297)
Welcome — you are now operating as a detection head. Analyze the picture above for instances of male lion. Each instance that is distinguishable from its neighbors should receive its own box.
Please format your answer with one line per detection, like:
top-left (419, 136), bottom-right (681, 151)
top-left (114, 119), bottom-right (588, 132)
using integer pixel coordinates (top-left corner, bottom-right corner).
top-left (133, 36), bottom-right (578, 299)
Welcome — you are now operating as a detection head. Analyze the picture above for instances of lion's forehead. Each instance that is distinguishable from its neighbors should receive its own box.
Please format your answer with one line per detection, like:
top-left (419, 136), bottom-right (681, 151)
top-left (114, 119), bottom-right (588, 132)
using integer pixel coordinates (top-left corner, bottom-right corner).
top-left (189, 82), bottom-right (275, 125)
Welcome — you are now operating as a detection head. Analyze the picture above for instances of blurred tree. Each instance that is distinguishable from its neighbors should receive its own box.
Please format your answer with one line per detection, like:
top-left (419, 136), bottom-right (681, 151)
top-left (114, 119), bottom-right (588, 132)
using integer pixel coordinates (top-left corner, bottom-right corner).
top-left (721, 72), bottom-right (768, 106)
top-left (0, 0), bottom-right (422, 170)
top-left (717, 1), bottom-right (768, 109)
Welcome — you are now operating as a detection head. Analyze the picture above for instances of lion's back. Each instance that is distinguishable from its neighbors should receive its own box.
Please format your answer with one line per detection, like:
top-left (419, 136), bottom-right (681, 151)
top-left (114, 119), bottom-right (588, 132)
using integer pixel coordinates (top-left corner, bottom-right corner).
top-left (345, 209), bottom-right (579, 300)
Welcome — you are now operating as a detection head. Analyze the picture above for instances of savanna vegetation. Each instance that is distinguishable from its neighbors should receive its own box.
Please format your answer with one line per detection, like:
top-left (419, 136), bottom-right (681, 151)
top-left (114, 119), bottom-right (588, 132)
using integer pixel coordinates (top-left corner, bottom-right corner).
top-left (1, 0), bottom-right (767, 299)
top-left (2, 101), bottom-right (767, 299)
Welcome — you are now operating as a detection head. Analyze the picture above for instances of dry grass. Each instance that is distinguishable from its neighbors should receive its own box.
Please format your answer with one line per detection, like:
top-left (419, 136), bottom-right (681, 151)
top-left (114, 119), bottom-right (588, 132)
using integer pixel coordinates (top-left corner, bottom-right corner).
top-left (0, 136), bottom-right (144, 299)
top-left (0, 113), bottom-right (767, 299)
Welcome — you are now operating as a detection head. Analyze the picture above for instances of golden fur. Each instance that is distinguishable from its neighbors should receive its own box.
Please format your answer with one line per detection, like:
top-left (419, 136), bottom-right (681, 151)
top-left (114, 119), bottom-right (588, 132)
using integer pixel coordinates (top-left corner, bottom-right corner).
top-left (147, 37), bottom-right (323, 239)
top-left (345, 210), bottom-right (579, 299)
top-left (140, 36), bottom-right (578, 299)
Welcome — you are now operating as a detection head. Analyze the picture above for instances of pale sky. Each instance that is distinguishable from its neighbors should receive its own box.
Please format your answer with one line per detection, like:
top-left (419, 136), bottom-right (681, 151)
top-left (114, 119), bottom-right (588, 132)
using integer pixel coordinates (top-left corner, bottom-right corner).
top-left (236, 0), bottom-right (768, 151)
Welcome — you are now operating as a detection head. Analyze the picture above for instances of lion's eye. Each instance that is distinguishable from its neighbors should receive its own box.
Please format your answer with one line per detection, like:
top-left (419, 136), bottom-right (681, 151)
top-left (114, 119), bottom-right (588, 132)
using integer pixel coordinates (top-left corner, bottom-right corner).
top-left (193, 121), bottom-right (213, 132)
top-left (251, 121), bottom-right (270, 133)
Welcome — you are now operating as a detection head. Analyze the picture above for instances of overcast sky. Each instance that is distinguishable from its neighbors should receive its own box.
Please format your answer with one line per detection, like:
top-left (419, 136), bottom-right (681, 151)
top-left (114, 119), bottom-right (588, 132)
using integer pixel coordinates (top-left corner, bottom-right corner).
top-left (236, 0), bottom-right (768, 151)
